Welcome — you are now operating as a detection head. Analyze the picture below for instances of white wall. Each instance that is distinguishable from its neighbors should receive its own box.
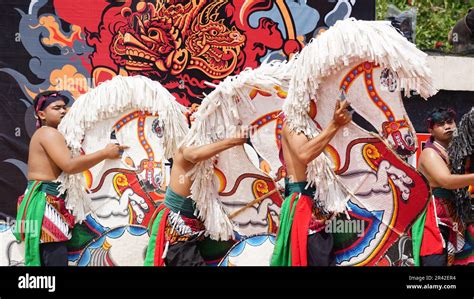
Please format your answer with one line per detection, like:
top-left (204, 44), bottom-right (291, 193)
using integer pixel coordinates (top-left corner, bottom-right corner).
top-left (427, 55), bottom-right (474, 91)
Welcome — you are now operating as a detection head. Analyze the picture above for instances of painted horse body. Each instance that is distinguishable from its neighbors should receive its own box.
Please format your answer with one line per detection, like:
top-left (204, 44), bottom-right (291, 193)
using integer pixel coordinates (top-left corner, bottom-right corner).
top-left (209, 61), bottom-right (430, 265)
top-left (312, 61), bottom-right (429, 265)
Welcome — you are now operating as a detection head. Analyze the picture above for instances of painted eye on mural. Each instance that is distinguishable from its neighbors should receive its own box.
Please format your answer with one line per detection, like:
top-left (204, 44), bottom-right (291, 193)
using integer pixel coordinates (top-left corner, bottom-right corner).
top-left (230, 32), bottom-right (240, 40)
top-left (148, 29), bottom-right (160, 39)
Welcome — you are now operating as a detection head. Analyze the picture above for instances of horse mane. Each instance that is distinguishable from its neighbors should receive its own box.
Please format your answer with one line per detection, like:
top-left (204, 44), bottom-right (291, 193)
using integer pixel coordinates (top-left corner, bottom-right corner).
top-left (448, 107), bottom-right (474, 222)
top-left (284, 19), bottom-right (437, 137)
top-left (281, 18), bottom-right (438, 214)
top-left (183, 60), bottom-right (292, 240)
top-left (287, 19), bottom-right (437, 112)
top-left (57, 75), bottom-right (189, 223)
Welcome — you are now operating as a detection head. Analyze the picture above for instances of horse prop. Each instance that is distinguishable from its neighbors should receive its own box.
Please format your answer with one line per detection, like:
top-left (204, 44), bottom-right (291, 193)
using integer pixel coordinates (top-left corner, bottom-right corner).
top-left (187, 19), bottom-right (436, 266)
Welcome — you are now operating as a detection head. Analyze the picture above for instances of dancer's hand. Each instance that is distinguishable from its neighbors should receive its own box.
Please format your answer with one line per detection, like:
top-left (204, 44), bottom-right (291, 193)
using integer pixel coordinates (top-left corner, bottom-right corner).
top-left (333, 100), bottom-right (352, 127)
top-left (228, 125), bottom-right (254, 145)
top-left (103, 144), bottom-right (128, 159)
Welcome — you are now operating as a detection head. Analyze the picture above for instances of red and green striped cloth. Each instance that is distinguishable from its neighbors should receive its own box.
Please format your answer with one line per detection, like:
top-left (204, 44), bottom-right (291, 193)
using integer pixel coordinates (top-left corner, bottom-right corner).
top-left (271, 192), bottom-right (313, 266)
top-left (144, 205), bottom-right (170, 266)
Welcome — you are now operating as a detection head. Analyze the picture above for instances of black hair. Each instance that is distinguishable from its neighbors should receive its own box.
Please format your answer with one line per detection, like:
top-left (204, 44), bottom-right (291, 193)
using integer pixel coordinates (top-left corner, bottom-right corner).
top-left (426, 107), bottom-right (456, 130)
top-left (33, 90), bottom-right (70, 128)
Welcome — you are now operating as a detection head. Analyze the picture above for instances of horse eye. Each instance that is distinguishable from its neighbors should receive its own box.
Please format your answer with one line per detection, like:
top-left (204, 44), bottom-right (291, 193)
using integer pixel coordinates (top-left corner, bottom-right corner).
top-left (405, 135), bottom-right (414, 146)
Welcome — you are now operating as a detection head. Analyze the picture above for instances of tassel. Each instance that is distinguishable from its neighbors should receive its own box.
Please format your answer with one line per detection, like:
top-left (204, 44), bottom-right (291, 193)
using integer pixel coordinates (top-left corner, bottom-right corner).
top-left (162, 241), bottom-right (169, 260)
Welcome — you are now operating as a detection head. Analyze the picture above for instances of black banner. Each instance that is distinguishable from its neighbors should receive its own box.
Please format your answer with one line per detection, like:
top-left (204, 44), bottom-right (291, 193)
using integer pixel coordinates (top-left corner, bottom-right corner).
top-left (0, 266), bottom-right (472, 298)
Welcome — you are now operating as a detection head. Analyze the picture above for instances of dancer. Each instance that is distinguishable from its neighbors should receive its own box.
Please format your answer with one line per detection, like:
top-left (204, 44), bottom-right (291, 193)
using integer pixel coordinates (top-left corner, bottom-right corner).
top-left (14, 91), bottom-right (126, 266)
top-left (271, 100), bottom-right (352, 266)
top-left (145, 127), bottom-right (249, 266)
top-left (413, 107), bottom-right (474, 266)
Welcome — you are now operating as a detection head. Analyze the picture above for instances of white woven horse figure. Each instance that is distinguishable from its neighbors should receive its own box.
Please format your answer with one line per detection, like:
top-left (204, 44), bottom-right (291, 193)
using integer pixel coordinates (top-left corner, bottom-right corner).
top-left (290, 60), bottom-right (431, 266)
top-left (57, 75), bottom-right (189, 266)
top-left (189, 19), bottom-right (437, 266)
top-left (184, 61), bottom-right (293, 241)
top-left (281, 19), bottom-right (436, 266)
top-left (214, 79), bottom-right (302, 237)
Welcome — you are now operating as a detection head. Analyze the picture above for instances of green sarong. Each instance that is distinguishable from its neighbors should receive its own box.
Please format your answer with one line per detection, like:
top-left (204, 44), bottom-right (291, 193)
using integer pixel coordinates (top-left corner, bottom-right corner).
top-left (14, 181), bottom-right (62, 266)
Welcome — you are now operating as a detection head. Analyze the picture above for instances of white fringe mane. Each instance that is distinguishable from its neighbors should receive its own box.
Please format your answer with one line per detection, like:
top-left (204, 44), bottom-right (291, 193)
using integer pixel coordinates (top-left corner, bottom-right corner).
top-left (57, 75), bottom-right (189, 223)
top-left (283, 19), bottom-right (437, 214)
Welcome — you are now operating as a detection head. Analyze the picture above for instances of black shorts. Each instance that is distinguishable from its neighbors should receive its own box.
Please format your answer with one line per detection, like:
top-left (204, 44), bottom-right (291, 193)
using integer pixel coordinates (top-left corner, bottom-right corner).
top-left (164, 237), bottom-right (206, 266)
top-left (39, 242), bottom-right (68, 266)
top-left (420, 225), bottom-right (450, 267)
top-left (307, 230), bottom-right (336, 266)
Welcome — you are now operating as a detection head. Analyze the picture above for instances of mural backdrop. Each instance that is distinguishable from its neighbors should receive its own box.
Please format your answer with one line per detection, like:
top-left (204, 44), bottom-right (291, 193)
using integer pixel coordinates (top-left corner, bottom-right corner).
top-left (0, 0), bottom-right (376, 221)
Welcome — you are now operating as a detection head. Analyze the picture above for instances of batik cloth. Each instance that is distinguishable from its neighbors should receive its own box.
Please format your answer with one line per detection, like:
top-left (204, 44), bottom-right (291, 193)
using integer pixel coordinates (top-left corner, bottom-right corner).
top-left (14, 181), bottom-right (74, 266)
top-left (271, 180), bottom-right (330, 266)
top-left (453, 223), bottom-right (473, 265)
top-left (144, 187), bottom-right (205, 266)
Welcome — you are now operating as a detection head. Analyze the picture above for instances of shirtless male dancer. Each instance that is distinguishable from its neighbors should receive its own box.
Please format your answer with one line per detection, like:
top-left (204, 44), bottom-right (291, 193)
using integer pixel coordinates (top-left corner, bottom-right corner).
top-left (414, 107), bottom-right (474, 266)
top-left (15, 91), bottom-right (126, 266)
top-left (145, 127), bottom-right (249, 266)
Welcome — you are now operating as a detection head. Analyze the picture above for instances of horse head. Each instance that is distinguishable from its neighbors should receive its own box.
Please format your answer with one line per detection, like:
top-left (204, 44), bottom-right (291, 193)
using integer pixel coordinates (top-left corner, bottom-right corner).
top-left (282, 19), bottom-right (436, 265)
top-left (184, 62), bottom-right (290, 240)
top-left (339, 61), bottom-right (417, 156)
top-left (58, 75), bottom-right (188, 265)
top-left (83, 110), bottom-right (172, 227)
top-left (286, 20), bottom-right (436, 158)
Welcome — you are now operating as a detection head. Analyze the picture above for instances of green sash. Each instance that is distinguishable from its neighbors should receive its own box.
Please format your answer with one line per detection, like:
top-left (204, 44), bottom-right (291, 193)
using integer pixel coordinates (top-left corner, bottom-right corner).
top-left (14, 181), bottom-right (61, 266)
top-left (271, 181), bottom-right (315, 266)
top-left (144, 208), bottom-right (167, 266)
top-left (164, 187), bottom-right (196, 218)
top-left (411, 208), bottom-right (427, 267)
